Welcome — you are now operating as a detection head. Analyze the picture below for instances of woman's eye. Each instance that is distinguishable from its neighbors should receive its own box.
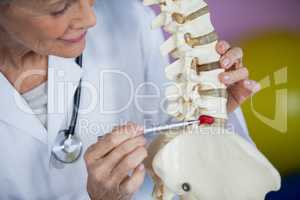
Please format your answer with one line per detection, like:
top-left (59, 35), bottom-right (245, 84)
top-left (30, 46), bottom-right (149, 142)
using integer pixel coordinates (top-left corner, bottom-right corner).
top-left (51, 3), bottom-right (71, 16)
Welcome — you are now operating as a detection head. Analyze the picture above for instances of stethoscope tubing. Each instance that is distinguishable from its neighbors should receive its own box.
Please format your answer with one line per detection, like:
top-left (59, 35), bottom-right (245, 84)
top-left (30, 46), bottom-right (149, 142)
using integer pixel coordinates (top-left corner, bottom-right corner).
top-left (67, 55), bottom-right (83, 136)
top-left (51, 54), bottom-right (83, 164)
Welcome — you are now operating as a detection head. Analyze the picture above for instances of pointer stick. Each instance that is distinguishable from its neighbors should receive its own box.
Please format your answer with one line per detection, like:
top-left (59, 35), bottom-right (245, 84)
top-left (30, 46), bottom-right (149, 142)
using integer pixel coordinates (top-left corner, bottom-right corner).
top-left (144, 120), bottom-right (199, 135)
top-left (144, 115), bottom-right (215, 135)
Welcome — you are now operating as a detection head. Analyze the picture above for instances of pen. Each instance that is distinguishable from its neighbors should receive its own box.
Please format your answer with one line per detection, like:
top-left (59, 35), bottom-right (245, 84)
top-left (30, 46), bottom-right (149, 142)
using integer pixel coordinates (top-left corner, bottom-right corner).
top-left (144, 115), bottom-right (215, 135)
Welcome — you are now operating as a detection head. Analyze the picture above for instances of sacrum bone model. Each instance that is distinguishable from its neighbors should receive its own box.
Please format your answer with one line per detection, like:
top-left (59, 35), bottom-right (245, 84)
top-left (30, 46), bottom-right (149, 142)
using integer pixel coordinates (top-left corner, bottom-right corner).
top-left (143, 0), bottom-right (281, 200)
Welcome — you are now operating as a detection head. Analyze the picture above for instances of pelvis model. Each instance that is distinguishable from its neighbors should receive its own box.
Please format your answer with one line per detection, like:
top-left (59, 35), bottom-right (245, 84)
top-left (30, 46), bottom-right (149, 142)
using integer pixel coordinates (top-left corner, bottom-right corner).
top-left (143, 0), bottom-right (281, 200)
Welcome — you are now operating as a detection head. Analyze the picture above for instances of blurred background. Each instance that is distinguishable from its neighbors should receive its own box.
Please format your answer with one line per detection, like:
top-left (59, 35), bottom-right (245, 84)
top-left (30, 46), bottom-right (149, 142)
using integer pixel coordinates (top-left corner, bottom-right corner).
top-left (153, 0), bottom-right (300, 199)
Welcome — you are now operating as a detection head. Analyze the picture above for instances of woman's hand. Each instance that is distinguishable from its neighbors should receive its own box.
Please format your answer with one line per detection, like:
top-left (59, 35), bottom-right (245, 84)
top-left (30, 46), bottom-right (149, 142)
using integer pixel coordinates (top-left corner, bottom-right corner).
top-left (216, 41), bottom-right (261, 113)
top-left (84, 122), bottom-right (147, 200)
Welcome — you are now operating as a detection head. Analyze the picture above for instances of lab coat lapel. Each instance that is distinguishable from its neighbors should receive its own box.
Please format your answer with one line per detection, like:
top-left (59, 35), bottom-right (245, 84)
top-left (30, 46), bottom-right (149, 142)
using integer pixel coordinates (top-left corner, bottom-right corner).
top-left (47, 56), bottom-right (83, 156)
top-left (0, 73), bottom-right (48, 143)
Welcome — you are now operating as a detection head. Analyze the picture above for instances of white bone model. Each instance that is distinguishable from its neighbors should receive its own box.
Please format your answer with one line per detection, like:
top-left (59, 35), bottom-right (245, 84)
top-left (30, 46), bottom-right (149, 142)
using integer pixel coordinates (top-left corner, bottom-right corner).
top-left (143, 0), bottom-right (281, 200)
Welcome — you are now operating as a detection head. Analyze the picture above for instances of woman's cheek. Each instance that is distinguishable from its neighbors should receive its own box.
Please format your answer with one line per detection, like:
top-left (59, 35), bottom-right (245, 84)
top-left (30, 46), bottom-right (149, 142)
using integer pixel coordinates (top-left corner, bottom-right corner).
top-left (25, 17), bottom-right (72, 55)
top-left (32, 16), bottom-right (70, 40)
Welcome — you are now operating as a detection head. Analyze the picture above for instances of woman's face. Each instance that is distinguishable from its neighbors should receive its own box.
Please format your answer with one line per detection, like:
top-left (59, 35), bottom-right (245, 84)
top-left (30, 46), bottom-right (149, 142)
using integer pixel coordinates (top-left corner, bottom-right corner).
top-left (0, 0), bottom-right (96, 58)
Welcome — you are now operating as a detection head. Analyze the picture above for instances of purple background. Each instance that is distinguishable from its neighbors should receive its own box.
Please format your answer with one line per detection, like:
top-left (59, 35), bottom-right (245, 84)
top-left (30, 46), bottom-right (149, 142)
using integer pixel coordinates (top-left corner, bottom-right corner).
top-left (152, 0), bottom-right (300, 40)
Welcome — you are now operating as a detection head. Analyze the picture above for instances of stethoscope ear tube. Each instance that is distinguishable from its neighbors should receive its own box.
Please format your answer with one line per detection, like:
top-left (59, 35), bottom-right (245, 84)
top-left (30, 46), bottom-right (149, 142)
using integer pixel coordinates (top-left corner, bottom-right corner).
top-left (51, 54), bottom-right (83, 164)
top-left (68, 79), bottom-right (82, 136)
top-left (68, 54), bottom-right (83, 136)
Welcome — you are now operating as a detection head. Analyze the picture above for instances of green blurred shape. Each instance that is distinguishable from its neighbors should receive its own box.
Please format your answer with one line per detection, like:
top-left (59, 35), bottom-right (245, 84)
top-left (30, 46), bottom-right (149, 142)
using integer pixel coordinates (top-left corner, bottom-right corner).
top-left (240, 31), bottom-right (300, 175)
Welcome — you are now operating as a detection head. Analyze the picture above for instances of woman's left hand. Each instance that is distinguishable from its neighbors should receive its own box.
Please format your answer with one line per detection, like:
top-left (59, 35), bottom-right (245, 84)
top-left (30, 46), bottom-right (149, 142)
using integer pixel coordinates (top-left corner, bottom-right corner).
top-left (216, 41), bottom-right (261, 113)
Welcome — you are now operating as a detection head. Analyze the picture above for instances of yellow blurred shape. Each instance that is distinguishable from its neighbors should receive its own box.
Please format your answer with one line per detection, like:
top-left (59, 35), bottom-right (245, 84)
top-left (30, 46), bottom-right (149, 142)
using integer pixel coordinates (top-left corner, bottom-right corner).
top-left (240, 31), bottom-right (300, 175)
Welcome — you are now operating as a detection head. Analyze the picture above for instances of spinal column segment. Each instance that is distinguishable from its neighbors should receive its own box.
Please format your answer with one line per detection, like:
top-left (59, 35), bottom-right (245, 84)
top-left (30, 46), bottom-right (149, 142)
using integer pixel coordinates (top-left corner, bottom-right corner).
top-left (145, 0), bottom-right (228, 121)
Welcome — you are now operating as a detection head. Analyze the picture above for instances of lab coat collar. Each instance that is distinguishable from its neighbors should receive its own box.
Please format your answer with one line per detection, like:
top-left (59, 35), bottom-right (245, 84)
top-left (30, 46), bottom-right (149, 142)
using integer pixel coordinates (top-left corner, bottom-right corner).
top-left (0, 55), bottom-right (83, 147)
top-left (0, 73), bottom-right (48, 143)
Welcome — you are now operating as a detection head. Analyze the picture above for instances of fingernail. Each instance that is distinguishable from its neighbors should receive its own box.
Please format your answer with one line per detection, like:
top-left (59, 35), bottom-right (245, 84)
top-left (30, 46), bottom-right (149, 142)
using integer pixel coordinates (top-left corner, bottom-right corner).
top-left (217, 43), bottom-right (225, 52)
top-left (222, 75), bottom-right (230, 83)
top-left (244, 80), bottom-right (251, 86)
top-left (252, 83), bottom-right (261, 93)
top-left (222, 58), bottom-right (230, 68)
top-left (138, 164), bottom-right (145, 171)
top-left (244, 80), bottom-right (260, 93)
top-left (221, 44), bottom-right (226, 51)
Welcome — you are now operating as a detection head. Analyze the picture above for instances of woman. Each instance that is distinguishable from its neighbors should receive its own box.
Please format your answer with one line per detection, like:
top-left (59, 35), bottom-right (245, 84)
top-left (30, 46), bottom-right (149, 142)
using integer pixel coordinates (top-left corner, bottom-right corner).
top-left (0, 0), bottom-right (260, 199)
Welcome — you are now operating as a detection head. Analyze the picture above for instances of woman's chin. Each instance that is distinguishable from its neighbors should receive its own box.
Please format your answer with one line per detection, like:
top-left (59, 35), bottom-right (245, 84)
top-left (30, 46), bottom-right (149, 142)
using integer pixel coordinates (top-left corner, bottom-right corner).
top-left (54, 41), bottom-right (86, 58)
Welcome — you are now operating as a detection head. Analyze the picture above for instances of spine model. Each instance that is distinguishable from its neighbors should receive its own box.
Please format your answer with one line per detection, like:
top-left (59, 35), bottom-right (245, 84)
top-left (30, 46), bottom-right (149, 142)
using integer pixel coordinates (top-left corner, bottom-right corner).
top-left (143, 1), bottom-right (281, 200)
top-left (148, 0), bottom-right (227, 122)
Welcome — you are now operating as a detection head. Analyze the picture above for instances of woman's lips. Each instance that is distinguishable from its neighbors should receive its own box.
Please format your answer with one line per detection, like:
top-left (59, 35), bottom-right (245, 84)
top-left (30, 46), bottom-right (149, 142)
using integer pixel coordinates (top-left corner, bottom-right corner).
top-left (60, 31), bottom-right (87, 43)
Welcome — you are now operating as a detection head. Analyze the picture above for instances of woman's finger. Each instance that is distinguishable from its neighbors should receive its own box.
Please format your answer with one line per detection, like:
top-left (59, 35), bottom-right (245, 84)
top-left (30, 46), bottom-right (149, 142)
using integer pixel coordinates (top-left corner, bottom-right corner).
top-left (243, 79), bottom-right (261, 94)
top-left (84, 123), bottom-right (144, 165)
top-left (110, 147), bottom-right (148, 185)
top-left (219, 67), bottom-right (249, 85)
top-left (220, 47), bottom-right (243, 69)
top-left (101, 136), bottom-right (146, 174)
top-left (216, 40), bottom-right (231, 55)
top-left (227, 80), bottom-right (261, 113)
top-left (119, 164), bottom-right (146, 195)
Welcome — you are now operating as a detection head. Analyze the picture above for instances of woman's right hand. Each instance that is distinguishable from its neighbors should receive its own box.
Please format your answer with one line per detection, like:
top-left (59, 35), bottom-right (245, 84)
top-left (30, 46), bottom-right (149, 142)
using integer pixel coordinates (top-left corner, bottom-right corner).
top-left (84, 122), bottom-right (147, 200)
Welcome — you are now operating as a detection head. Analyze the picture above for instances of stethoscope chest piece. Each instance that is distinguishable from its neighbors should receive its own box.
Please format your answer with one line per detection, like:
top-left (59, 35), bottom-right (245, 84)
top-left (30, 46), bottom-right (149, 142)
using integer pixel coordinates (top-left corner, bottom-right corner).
top-left (52, 130), bottom-right (83, 163)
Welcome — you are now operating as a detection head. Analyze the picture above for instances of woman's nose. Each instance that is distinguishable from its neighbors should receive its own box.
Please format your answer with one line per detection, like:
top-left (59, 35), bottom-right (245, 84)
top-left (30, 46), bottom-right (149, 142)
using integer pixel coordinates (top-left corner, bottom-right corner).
top-left (71, 0), bottom-right (97, 30)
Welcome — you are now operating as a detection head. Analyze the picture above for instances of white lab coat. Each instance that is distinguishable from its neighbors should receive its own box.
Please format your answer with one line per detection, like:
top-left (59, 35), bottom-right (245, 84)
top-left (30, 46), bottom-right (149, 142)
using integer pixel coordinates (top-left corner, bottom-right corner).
top-left (0, 0), bottom-right (252, 199)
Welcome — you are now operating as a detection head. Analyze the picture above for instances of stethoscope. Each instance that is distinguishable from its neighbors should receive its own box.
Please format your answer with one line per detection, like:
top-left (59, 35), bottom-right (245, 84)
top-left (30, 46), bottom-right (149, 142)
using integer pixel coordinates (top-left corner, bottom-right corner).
top-left (51, 55), bottom-right (83, 164)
